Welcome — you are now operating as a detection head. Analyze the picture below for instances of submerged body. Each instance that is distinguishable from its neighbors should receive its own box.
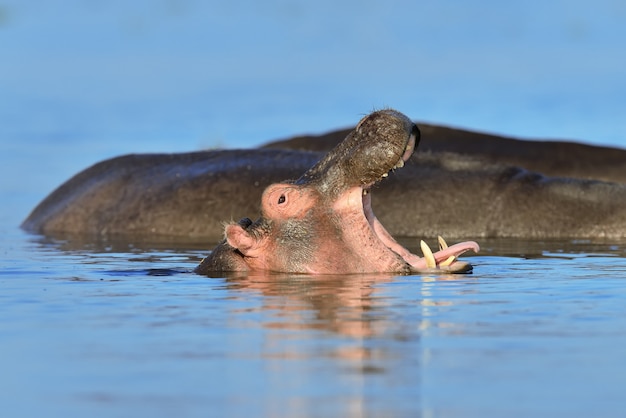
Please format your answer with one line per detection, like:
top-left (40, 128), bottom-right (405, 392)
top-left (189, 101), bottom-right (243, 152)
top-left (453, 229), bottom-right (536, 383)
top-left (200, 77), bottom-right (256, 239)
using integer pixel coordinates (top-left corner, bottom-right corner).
top-left (196, 109), bottom-right (478, 274)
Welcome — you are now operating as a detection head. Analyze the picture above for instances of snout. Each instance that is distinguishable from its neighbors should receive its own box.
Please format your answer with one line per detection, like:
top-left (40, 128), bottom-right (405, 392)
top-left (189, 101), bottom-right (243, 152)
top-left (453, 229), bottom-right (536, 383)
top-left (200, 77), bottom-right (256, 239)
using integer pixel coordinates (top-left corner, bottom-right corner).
top-left (295, 109), bottom-right (418, 194)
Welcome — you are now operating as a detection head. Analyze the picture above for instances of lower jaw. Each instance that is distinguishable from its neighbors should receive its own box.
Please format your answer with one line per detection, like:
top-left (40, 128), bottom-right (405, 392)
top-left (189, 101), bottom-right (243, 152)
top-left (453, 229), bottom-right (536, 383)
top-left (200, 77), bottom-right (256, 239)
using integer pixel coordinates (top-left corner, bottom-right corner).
top-left (361, 188), bottom-right (478, 273)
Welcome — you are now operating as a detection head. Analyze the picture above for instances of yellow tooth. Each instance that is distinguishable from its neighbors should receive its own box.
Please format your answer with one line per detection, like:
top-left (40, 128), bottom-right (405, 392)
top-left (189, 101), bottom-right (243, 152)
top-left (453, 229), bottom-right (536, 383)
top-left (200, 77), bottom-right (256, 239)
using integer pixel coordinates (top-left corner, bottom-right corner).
top-left (437, 236), bottom-right (455, 266)
top-left (420, 240), bottom-right (437, 268)
top-left (382, 173), bottom-right (388, 177)
top-left (439, 256), bottom-right (456, 267)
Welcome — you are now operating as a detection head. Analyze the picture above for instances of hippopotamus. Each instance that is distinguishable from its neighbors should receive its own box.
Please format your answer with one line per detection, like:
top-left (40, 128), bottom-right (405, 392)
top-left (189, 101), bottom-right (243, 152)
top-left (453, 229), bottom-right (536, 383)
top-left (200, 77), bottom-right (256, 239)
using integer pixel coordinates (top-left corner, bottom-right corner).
top-left (195, 110), bottom-right (479, 274)
top-left (22, 109), bottom-right (626, 248)
top-left (265, 123), bottom-right (626, 184)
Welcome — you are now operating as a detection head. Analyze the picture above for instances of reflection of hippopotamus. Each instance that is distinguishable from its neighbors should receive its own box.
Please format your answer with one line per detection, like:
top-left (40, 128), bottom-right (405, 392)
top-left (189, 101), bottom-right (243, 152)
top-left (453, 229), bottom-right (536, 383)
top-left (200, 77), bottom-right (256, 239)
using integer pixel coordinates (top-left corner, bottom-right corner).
top-left (196, 110), bottom-right (479, 274)
top-left (22, 109), bottom-right (626, 253)
top-left (220, 272), bottom-right (399, 338)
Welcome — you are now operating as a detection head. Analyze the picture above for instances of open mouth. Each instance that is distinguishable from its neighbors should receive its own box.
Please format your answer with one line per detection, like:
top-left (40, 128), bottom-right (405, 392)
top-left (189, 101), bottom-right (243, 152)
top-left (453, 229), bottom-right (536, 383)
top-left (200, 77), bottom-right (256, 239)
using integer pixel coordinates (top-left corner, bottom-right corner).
top-left (223, 122), bottom-right (478, 274)
top-left (361, 131), bottom-right (480, 273)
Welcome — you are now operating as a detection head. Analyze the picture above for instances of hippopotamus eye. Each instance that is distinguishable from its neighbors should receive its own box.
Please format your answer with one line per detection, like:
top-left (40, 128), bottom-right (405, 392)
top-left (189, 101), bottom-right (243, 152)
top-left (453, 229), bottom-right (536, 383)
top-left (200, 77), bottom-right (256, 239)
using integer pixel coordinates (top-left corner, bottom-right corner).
top-left (278, 194), bottom-right (286, 204)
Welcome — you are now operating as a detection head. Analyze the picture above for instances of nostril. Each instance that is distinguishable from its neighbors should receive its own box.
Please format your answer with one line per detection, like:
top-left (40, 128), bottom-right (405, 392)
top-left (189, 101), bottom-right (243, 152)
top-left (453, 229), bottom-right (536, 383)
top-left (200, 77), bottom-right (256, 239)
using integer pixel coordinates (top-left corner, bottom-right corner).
top-left (238, 217), bottom-right (253, 228)
top-left (278, 194), bottom-right (286, 204)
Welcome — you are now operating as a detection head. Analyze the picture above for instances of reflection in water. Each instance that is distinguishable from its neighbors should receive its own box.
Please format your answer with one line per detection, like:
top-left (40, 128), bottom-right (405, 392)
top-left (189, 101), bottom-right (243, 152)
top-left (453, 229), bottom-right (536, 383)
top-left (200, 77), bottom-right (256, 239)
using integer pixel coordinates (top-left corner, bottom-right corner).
top-left (12, 231), bottom-right (626, 416)
top-left (210, 271), bottom-right (427, 416)
top-left (417, 276), bottom-right (464, 336)
top-left (24, 230), bottom-right (220, 254)
top-left (224, 272), bottom-right (396, 339)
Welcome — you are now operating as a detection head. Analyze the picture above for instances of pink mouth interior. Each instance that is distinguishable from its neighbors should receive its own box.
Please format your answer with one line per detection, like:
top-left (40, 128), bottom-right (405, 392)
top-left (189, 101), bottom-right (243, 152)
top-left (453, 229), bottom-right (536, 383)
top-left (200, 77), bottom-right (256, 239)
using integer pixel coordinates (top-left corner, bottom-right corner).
top-left (362, 194), bottom-right (479, 270)
top-left (401, 132), bottom-right (416, 161)
top-left (360, 131), bottom-right (479, 270)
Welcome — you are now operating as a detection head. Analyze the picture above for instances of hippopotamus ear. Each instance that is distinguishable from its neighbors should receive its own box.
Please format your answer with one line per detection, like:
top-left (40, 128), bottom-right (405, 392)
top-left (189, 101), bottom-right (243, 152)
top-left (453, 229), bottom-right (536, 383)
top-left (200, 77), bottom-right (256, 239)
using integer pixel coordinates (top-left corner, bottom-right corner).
top-left (262, 183), bottom-right (316, 219)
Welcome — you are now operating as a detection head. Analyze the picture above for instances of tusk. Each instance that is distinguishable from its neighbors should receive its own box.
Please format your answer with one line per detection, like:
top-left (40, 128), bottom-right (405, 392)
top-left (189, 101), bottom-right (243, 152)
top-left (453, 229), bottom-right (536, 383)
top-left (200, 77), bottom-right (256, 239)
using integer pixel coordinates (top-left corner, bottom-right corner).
top-left (420, 240), bottom-right (437, 268)
top-left (439, 255), bottom-right (456, 267)
top-left (438, 235), bottom-right (448, 251)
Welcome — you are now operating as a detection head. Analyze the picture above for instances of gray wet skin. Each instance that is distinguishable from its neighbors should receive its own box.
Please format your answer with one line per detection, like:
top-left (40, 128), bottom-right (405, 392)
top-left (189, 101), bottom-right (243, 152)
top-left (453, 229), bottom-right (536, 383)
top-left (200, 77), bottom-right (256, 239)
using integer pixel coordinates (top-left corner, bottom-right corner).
top-left (294, 109), bottom-right (419, 199)
top-left (21, 110), bottom-right (626, 242)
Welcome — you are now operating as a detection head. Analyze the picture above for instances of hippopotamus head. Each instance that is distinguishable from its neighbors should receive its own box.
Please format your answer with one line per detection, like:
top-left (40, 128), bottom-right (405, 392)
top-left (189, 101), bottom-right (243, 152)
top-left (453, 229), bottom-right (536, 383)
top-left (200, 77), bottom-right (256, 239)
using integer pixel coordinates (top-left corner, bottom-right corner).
top-left (196, 109), bottom-right (479, 275)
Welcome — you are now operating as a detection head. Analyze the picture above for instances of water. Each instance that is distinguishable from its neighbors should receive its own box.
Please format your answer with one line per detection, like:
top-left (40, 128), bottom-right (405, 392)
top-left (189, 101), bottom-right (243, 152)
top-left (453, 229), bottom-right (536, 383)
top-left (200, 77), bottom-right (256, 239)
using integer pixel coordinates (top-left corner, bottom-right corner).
top-left (2, 1), bottom-right (626, 416)
top-left (2, 231), bottom-right (626, 417)
top-left (2, 0), bottom-right (626, 154)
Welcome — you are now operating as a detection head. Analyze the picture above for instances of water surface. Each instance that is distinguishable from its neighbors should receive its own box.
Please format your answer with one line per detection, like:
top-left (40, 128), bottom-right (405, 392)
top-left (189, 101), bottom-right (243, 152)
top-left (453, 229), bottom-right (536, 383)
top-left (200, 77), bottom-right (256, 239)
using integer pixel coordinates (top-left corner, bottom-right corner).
top-left (2, 231), bottom-right (626, 417)
top-left (2, 1), bottom-right (626, 416)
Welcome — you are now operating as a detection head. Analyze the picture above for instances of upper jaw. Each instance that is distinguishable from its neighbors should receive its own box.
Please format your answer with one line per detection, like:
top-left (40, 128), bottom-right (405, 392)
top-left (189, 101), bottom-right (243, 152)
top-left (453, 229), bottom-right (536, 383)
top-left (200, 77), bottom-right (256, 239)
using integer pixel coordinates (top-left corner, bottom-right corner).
top-left (364, 129), bottom-right (417, 191)
top-left (388, 129), bottom-right (416, 171)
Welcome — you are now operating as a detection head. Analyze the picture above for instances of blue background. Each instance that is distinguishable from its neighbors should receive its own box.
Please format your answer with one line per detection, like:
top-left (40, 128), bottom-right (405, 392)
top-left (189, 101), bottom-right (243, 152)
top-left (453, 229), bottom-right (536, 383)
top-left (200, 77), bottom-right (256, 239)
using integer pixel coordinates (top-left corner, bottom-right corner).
top-left (1, 0), bottom-right (625, 220)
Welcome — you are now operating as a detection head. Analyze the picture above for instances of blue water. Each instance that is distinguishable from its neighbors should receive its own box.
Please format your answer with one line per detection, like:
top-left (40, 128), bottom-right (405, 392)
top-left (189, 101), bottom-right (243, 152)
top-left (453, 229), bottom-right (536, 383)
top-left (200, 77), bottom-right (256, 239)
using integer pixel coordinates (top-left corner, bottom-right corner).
top-left (2, 232), bottom-right (626, 417)
top-left (2, 1), bottom-right (626, 417)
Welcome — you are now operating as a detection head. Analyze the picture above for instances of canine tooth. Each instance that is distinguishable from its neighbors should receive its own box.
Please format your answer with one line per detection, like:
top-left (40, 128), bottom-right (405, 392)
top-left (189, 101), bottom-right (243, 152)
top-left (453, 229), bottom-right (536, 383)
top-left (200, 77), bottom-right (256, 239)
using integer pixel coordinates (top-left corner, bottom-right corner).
top-left (438, 236), bottom-right (448, 251)
top-left (363, 189), bottom-right (368, 196)
top-left (439, 256), bottom-right (456, 267)
top-left (420, 240), bottom-right (437, 268)
top-left (395, 159), bottom-right (405, 169)
top-left (382, 173), bottom-right (388, 177)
